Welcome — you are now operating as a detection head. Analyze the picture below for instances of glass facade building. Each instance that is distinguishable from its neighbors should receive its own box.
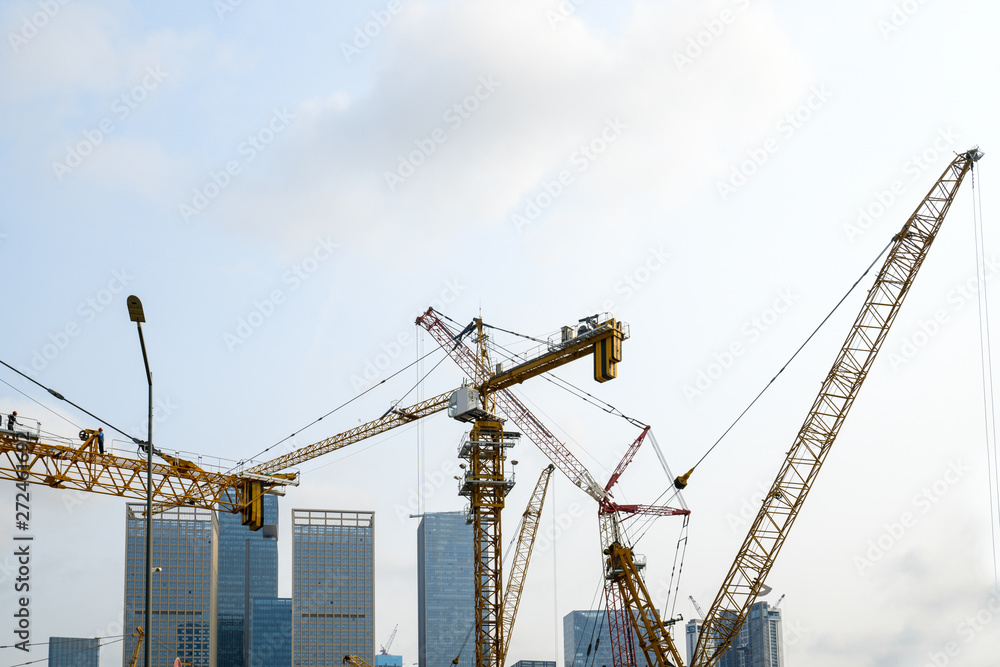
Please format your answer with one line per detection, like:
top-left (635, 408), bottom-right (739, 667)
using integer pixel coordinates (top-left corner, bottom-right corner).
top-left (562, 610), bottom-right (617, 667)
top-left (49, 637), bottom-right (99, 667)
top-left (248, 597), bottom-right (292, 667)
top-left (292, 509), bottom-right (375, 667)
top-left (123, 503), bottom-right (215, 667)
top-left (684, 602), bottom-right (783, 667)
top-left (417, 511), bottom-right (474, 667)
top-left (513, 660), bottom-right (556, 667)
top-left (217, 492), bottom-right (279, 667)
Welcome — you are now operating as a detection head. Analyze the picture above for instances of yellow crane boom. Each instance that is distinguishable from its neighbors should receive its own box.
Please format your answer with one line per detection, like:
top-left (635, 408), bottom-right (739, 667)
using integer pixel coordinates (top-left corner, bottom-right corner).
top-left (598, 147), bottom-right (982, 667)
top-left (692, 146), bottom-right (982, 667)
top-left (0, 428), bottom-right (296, 514)
top-left (500, 464), bottom-right (555, 666)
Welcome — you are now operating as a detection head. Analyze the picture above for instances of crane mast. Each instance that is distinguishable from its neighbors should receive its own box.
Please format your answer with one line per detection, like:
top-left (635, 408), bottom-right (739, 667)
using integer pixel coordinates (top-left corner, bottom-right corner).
top-left (691, 147), bottom-right (983, 667)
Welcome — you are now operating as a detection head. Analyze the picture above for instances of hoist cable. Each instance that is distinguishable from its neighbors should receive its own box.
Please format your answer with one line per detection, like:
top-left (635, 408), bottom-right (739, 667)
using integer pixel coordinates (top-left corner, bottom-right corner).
top-left (682, 238), bottom-right (894, 477)
top-left (972, 160), bottom-right (1000, 593)
top-left (0, 357), bottom-right (141, 443)
top-left (232, 346), bottom-right (442, 472)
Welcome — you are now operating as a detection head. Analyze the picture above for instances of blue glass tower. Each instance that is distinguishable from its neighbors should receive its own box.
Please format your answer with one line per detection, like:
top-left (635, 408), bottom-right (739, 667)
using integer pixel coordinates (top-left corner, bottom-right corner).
top-left (49, 637), bottom-right (99, 667)
top-left (217, 492), bottom-right (279, 667)
top-left (248, 597), bottom-right (292, 667)
top-left (417, 511), bottom-right (474, 667)
top-left (292, 509), bottom-right (375, 667)
top-left (123, 503), bottom-right (214, 667)
top-left (563, 610), bottom-right (616, 667)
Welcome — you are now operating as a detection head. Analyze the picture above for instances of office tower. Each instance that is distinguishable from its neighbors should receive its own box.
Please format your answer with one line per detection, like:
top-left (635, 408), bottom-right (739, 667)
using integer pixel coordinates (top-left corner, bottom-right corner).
top-left (417, 511), bottom-right (474, 667)
top-left (744, 601), bottom-right (783, 667)
top-left (512, 660), bottom-right (556, 667)
top-left (292, 509), bottom-right (375, 666)
top-left (375, 654), bottom-right (404, 667)
top-left (123, 503), bottom-right (215, 667)
top-left (683, 602), bottom-right (783, 667)
top-left (217, 492), bottom-right (279, 667)
top-left (48, 637), bottom-right (99, 667)
top-left (248, 597), bottom-right (292, 667)
top-left (563, 610), bottom-right (617, 667)
top-left (685, 619), bottom-right (703, 666)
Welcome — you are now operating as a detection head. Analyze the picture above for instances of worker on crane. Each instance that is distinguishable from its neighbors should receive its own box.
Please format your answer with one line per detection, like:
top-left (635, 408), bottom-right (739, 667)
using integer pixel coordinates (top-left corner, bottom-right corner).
top-left (97, 427), bottom-right (105, 454)
top-left (6, 410), bottom-right (17, 431)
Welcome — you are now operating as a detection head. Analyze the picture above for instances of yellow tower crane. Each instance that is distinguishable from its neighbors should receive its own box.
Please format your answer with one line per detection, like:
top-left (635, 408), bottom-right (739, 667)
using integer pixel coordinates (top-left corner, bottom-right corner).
top-left (0, 309), bottom-right (627, 667)
top-left (605, 146), bottom-right (983, 667)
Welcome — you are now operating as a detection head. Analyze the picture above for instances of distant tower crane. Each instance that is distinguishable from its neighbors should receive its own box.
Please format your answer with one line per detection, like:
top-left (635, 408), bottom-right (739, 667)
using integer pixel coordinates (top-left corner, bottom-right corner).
top-left (380, 624), bottom-right (399, 655)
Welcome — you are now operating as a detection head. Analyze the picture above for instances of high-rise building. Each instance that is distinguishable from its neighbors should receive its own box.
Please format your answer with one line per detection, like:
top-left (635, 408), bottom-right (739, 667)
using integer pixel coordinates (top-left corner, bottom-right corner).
top-left (123, 503), bottom-right (215, 667)
top-left (684, 619), bottom-right (703, 666)
top-left (248, 597), bottom-right (292, 667)
top-left (563, 610), bottom-right (617, 667)
top-left (375, 654), bottom-right (404, 667)
top-left (217, 492), bottom-right (279, 667)
top-left (417, 511), bottom-right (474, 667)
top-left (513, 660), bottom-right (556, 667)
top-left (744, 601), bottom-right (783, 667)
top-left (684, 602), bottom-right (784, 667)
top-left (48, 637), bottom-right (99, 667)
top-left (292, 509), bottom-right (375, 667)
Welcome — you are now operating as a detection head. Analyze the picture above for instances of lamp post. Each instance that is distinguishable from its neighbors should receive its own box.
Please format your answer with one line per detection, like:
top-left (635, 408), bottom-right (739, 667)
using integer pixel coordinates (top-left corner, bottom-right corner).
top-left (127, 295), bottom-right (153, 667)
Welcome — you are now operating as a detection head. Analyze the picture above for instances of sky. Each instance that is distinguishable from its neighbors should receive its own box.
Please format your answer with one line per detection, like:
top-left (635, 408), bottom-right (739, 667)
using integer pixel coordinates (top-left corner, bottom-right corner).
top-left (1, 1), bottom-right (1000, 666)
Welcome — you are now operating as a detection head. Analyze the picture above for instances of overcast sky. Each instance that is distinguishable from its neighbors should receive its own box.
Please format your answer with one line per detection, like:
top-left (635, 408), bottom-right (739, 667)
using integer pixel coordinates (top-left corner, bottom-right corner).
top-left (2, 1), bottom-right (1000, 666)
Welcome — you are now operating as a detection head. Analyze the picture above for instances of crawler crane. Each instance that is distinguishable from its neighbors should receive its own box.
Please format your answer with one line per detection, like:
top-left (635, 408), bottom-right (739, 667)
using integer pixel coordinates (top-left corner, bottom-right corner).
top-left (604, 146), bottom-right (983, 667)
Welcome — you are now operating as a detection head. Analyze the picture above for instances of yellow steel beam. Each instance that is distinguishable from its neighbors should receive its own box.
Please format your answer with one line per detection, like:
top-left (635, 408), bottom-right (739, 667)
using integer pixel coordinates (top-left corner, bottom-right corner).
top-left (500, 464), bottom-right (555, 666)
top-left (0, 429), bottom-right (295, 513)
top-left (691, 148), bottom-right (982, 667)
top-left (249, 390), bottom-right (453, 476)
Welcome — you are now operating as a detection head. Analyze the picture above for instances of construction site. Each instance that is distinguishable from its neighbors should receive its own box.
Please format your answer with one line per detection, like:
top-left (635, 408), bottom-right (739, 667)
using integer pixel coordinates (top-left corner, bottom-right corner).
top-left (2, 3), bottom-right (1000, 667)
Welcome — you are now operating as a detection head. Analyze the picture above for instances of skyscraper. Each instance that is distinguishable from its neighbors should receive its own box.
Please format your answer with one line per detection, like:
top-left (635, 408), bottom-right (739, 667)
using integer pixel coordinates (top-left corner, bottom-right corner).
top-left (744, 601), bottom-right (783, 667)
top-left (684, 619), bottom-right (703, 666)
top-left (248, 597), bottom-right (292, 667)
top-left (684, 602), bottom-right (784, 667)
top-left (292, 509), bottom-right (375, 667)
top-left (417, 511), bottom-right (474, 667)
top-left (49, 637), bottom-right (99, 667)
top-left (217, 492), bottom-right (279, 667)
top-left (563, 610), bottom-right (616, 667)
top-left (123, 503), bottom-right (215, 667)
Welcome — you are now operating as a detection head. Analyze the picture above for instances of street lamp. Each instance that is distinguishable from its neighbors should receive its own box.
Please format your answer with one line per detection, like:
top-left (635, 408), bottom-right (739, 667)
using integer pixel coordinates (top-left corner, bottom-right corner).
top-left (127, 295), bottom-right (153, 667)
